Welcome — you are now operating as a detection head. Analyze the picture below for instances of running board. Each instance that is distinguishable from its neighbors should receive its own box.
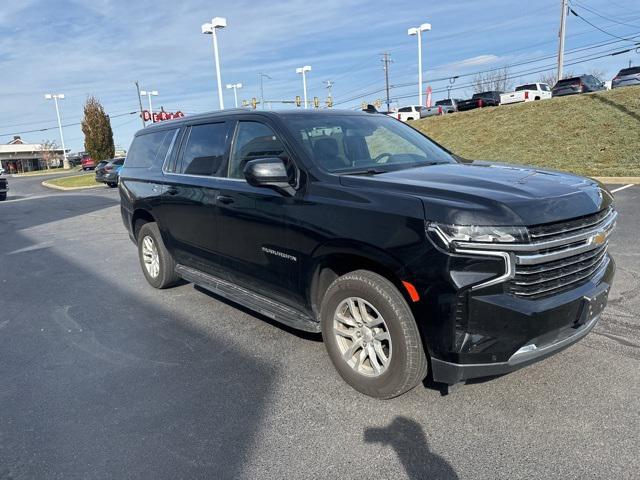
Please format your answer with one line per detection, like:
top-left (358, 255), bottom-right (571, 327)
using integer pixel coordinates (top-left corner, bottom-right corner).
top-left (175, 264), bottom-right (320, 333)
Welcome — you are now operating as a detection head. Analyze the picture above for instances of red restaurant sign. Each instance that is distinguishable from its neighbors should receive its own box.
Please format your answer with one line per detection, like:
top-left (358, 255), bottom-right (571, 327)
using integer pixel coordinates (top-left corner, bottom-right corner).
top-left (142, 110), bottom-right (185, 123)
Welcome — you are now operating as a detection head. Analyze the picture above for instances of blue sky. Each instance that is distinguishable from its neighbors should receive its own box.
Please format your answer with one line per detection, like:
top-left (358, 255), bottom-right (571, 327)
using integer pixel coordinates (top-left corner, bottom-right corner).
top-left (0, 0), bottom-right (639, 152)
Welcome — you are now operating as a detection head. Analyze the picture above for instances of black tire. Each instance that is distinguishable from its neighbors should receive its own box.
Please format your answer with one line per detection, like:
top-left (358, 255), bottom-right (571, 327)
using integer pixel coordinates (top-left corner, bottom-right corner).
top-left (320, 270), bottom-right (428, 399)
top-left (407, 117), bottom-right (414, 121)
top-left (0, 193), bottom-right (6, 201)
top-left (107, 182), bottom-right (117, 188)
top-left (137, 222), bottom-right (180, 289)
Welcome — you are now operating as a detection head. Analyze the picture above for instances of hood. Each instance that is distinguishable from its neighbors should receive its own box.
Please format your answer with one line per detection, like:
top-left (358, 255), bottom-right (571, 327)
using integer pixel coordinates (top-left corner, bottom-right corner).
top-left (339, 161), bottom-right (612, 226)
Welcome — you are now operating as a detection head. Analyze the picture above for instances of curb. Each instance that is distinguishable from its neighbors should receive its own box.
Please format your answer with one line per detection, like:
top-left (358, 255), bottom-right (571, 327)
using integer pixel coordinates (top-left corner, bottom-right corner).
top-left (593, 177), bottom-right (640, 184)
top-left (41, 179), bottom-right (106, 191)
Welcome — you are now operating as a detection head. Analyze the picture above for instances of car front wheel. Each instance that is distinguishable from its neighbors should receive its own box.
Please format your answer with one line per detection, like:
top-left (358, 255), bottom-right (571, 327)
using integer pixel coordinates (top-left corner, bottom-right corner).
top-left (320, 270), bottom-right (428, 399)
top-left (137, 222), bottom-right (180, 289)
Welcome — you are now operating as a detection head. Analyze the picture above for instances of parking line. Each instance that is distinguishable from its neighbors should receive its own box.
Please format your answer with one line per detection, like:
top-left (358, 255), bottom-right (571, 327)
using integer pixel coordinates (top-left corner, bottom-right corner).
top-left (610, 184), bottom-right (634, 194)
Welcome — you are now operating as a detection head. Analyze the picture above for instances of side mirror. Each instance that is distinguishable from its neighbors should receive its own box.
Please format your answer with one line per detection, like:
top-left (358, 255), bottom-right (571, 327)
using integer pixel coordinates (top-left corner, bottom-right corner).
top-left (243, 158), bottom-right (295, 196)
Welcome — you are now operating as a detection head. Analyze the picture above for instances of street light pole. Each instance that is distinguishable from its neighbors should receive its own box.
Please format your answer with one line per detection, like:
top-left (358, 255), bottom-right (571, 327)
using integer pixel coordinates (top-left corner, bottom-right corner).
top-left (408, 22), bottom-right (431, 106)
top-left (140, 90), bottom-right (158, 118)
top-left (226, 83), bottom-right (242, 108)
top-left (557, 0), bottom-right (568, 82)
top-left (44, 93), bottom-right (69, 169)
top-left (296, 66), bottom-right (311, 109)
top-left (202, 17), bottom-right (227, 110)
top-left (258, 73), bottom-right (272, 110)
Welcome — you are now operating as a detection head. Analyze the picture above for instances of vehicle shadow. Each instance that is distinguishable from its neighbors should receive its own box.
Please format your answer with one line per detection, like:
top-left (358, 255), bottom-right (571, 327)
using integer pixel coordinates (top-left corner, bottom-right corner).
top-left (589, 93), bottom-right (640, 123)
top-left (0, 201), bottom-right (277, 479)
top-left (364, 416), bottom-right (458, 479)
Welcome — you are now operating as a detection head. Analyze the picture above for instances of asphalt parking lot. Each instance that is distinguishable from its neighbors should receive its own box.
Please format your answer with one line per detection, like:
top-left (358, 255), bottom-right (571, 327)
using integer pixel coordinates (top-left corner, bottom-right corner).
top-left (1, 176), bottom-right (638, 479)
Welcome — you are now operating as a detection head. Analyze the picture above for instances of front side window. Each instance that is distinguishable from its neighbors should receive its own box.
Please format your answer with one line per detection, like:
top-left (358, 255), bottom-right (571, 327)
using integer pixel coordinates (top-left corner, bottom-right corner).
top-left (286, 113), bottom-right (455, 173)
top-left (180, 123), bottom-right (228, 176)
top-left (228, 122), bottom-right (286, 179)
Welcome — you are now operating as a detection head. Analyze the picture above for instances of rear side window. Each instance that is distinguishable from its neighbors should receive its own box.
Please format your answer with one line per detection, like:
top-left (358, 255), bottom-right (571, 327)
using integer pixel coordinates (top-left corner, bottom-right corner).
top-left (515, 84), bottom-right (537, 91)
top-left (555, 78), bottom-right (579, 87)
top-left (179, 123), bottom-right (228, 176)
top-left (113, 158), bottom-right (125, 166)
top-left (126, 129), bottom-right (177, 168)
top-left (618, 67), bottom-right (640, 76)
top-left (435, 100), bottom-right (452, 106)
top-left (398, 107), bottom-right (412, 112)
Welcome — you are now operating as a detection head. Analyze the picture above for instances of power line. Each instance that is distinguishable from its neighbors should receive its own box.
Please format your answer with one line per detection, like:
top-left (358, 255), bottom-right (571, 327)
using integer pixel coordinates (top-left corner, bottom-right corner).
top-left (572, 1), bottom-right (640, 28)
top-left (0, 111), bottom-right (138, 138)
top-left (569, 6), bottom-right (639, 42)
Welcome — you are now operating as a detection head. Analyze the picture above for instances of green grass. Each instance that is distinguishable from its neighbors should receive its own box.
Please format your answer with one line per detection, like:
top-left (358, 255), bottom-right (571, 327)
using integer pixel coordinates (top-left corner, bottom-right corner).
top-left (412, 85), bottom-right (640, 177)
top-left (14, 167), bottom-right (82, 177)
top-left (46, 174), bottom-right (101, 188)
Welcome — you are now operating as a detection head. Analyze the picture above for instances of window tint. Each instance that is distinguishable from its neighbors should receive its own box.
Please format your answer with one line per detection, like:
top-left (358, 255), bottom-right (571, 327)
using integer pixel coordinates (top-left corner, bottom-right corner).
top-left (113, 158), bottom-right (125, 166)
top-left (398, 107), bottom-right (412, 112)
top-left (228, 122), bottom-right (286, 179)
top-left (540, 84), bottom-right (551, 91)
top-left (125, 129), bottom-right (178, 168)
top-left (619, 67), bottom-right (640, 76)
top-left (435, 99), bottom-right (452, 106)
top-left (515, 84), bottom-right (537, 91)
top-left (180, 123), bottom-right (228, 176)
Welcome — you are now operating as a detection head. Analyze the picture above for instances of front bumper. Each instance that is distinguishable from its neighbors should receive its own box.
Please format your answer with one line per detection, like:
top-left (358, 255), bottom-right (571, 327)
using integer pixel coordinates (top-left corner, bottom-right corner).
top-left (429, 258), bottom-right (614, 384)
top-left (96, 172), bottom-right (118, 183)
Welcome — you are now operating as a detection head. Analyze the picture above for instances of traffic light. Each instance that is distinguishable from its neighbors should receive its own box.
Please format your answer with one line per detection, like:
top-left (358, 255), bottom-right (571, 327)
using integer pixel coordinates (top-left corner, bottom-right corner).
top-left (313, 97), bottom-right (320, 108)
top-left (326, 97), bottom-right (333, 108)
top-left (251, 97), bottom-right (257, 109)
top-left (295, 95), bottom-right (302, 107)
top-left (242, 99), bottom-right (248, 107)
top-left (374, 99), bottom-right (382, 109)
top-left (361, 102), bottom-right (367, 111)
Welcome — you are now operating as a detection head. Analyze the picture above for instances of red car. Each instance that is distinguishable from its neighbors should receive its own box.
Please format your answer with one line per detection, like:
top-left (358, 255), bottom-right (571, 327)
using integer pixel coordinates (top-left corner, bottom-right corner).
top-left (81, 154), bottom-right (95, 171)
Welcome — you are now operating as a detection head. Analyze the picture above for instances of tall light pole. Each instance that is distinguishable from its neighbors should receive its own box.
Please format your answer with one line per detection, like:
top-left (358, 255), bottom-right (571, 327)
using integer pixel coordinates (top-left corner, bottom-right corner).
top-left (201, 17), bottom-right (227, 110)
top-left (324, 80), bottom-right (334, 107)
top-left (140, 90), bottom-right (158, 118)
top-left (408, 22), bottom-right (431, 106)
top-left (557, 0), bottom-right (569, 82)
top-left (44, 93), bottom-right (69, 169)
top-left (296, 65), bottom-right (311, 109)
top-left (226, 82), bottom-right (242, 108)
top-left (258, 72), bottom-right (271, 109)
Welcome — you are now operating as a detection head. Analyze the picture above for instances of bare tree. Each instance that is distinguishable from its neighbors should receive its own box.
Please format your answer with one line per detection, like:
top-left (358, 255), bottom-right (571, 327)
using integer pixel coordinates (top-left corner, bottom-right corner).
top-left (39, 139), bottom-right (61, 170)
top-left (538, 69), bottom-right (576, 87)
top-left (473, 67), bottom-right (512, 93)
top-left (587, 68), bottom-right (607, 82)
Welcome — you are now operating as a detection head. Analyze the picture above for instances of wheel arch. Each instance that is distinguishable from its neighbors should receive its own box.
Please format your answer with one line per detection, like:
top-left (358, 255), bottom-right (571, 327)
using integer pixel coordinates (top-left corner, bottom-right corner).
top-left (131, 208), bottom-right (157, 240)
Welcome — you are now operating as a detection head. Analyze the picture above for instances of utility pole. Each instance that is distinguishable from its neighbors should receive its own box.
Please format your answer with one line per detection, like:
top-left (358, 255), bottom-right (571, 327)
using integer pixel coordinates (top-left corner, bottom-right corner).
top-left (324, 80), bottom-right (334, 107)
top-left (557, 0), bottom-right (568, 82)
top-left (381, 53), bottom-right (392, 111)
top-left (135, 81), bottom-right (146, 127)
top-left (258, 73), bottom-right (271, 110)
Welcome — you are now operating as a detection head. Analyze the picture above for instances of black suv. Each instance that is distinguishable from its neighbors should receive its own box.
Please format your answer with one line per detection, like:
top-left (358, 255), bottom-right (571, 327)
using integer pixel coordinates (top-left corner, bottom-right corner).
top-left (456, 91), bottom-right (502, 111)
top-left (119, 109), bottom-right (616, 398)
top-left (552, 75), bottom-right (605, 97)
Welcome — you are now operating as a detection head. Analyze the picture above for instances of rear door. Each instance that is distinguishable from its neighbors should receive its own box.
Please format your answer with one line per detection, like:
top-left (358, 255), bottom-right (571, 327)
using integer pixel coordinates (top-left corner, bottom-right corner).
top-left (159, 120), bottom-right (231, 273)
top-left (214, 118), bottom-right (303, 308)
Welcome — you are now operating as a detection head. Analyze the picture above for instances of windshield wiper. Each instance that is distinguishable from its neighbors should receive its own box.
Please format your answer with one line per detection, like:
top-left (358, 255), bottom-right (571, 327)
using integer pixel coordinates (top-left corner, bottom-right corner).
top-left (340, 168), bottom-right (387, 175)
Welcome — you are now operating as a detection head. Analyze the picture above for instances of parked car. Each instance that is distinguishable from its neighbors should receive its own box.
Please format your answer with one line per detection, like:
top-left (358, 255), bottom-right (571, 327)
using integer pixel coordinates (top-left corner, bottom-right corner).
top-left (395, 105), bottom-right (428, 121)
top-left (457, 91), bottom-right (502, 111)
top-left (552, 75), bottom-right (605, 97)
top-left (500, 83), bottom-right (552, 105)
top-left (119, 109), bottom-right (616, 399)
top-left (423, 99), bottom-right (462, 117)
top-left (95, 157), bottom-right (125, 187)
top-left (81, 154), bottom-right (96, 171)
top-left (612, 66), bottom-right (640, 89)
top-left (0, 176), bottom-right (7, 201)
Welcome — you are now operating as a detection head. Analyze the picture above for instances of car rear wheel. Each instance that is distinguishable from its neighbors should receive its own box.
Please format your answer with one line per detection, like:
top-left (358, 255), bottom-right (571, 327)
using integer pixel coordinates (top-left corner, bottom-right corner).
top-left (320, 270), bottom-right (428, 399)
top-left (107, 182), bottom-right (117, 188)
top-left (137, 222), bottom-right (180, 289)
top-left (0, 193), bottom-right (6, 201)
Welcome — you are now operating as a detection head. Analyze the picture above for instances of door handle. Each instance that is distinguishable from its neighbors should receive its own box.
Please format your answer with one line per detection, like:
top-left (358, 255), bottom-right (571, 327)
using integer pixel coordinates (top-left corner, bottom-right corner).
top-left (166, 186), bottom-right (179, 195)
top-left (216, 194), bottom-right (234, 205)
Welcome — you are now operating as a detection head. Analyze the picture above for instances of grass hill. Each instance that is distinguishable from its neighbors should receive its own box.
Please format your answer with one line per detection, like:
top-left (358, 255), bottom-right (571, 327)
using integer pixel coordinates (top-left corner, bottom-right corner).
top-left (413, 85), bottom-right (640, 177)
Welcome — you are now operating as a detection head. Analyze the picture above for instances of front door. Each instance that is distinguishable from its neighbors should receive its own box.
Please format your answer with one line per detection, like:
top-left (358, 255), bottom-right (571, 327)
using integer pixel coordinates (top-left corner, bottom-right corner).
top-left (214, 120), bottom-right (303, 308)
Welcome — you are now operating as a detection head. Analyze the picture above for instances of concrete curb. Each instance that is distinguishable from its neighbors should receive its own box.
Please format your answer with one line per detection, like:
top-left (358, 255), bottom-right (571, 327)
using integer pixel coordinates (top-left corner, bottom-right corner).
top-left (41, 179), bottom-right (106, 191)
top-left (593, 177), bottom-right (640, 184)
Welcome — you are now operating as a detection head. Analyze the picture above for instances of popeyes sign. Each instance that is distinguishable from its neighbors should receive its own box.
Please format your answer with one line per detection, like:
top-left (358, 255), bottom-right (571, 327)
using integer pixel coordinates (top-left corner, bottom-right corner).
top-left (142, 110), bottom-right (185, 123)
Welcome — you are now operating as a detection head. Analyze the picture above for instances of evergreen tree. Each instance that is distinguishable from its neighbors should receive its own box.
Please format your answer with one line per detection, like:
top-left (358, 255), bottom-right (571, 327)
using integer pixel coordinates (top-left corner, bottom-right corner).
top-left (81, 96), bottom-right (115, 161)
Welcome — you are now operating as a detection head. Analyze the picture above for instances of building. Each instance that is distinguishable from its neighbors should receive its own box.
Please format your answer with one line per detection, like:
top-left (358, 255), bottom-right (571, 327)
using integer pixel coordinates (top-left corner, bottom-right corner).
top-left (0, 136), bottom-right (66, 173)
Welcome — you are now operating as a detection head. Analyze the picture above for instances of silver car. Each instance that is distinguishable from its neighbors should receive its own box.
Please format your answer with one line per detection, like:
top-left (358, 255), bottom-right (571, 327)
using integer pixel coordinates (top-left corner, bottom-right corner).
top-left (612, 66), bottom-right (640, 89)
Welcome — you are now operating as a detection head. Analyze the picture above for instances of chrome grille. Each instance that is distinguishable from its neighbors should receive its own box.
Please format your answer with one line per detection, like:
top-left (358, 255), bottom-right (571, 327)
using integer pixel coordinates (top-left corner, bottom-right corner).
top-left (508, 208), bottom-right (615, 298)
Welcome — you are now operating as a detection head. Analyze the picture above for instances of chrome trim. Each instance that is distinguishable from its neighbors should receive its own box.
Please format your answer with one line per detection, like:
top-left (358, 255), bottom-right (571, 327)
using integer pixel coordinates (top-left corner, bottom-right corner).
top-left (455, 210), bottom-right (617, 252)
top-left (529, 207), bottom-right (612, 239)
top-left (513, 251), bottom-right (607, 286)
top-left (454, 249), bottom-right (514, 290)
top-left (515, 245), bottom-right (605, 274)
top-left (509, 256), bottom-right (609, 298)
top-left (515, 240), bottom-right (608, 266)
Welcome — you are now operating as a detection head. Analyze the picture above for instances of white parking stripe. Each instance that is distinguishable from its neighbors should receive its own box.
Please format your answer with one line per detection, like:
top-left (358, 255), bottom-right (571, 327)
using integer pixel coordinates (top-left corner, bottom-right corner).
top-left (610, 184), bottom-right (635, 194)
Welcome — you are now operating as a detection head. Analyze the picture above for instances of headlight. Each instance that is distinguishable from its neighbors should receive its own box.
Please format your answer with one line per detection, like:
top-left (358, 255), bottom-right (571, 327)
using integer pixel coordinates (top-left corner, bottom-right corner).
top-left (427, 222), bottom-right (529, 249)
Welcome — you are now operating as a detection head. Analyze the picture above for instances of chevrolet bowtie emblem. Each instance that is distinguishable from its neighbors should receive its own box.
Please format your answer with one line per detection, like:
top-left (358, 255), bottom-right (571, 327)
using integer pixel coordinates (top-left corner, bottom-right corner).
top-left (592, 232), bottom-right (606, 245)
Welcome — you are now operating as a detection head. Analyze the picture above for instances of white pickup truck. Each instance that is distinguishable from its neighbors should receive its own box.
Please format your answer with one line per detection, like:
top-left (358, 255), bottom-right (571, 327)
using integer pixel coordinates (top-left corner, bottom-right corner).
top-left (500, 83), bottom-right (552, 105)
top-left (394, 105), bottom-right (428, 122)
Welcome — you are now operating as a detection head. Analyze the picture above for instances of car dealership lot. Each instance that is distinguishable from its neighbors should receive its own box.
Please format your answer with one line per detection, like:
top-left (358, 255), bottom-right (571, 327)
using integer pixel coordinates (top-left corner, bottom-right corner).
top-left (1, 177), bottom-right (638, 479)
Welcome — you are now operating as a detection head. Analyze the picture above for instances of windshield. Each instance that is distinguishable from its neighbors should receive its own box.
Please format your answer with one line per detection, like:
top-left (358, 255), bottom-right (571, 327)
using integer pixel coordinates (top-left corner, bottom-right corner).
top-left (619, 67), bottom-right (640, 76)
top-left (283, 113), bottom-right (456, 173)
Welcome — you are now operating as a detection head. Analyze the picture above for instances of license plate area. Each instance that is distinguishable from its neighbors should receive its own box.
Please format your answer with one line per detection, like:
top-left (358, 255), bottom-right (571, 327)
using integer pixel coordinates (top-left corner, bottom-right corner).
top-left (577, 286), bottom-right (609, 326)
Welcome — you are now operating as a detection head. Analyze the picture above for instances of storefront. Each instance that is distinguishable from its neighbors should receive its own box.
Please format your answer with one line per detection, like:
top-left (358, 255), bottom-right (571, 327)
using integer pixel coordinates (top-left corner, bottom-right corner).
top-left (0, 136), bottom-right (65, 173)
